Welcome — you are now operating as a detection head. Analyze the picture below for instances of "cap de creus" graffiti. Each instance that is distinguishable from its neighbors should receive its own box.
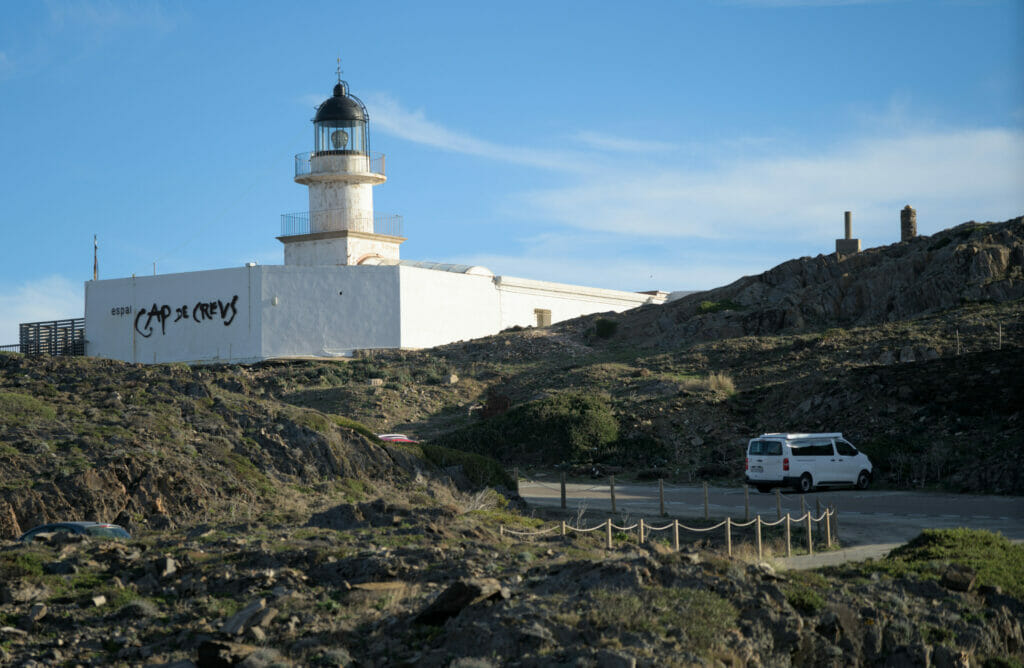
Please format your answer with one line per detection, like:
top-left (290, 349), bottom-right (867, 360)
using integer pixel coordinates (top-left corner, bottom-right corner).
top-left (134, 295), bottom-right (239, 338)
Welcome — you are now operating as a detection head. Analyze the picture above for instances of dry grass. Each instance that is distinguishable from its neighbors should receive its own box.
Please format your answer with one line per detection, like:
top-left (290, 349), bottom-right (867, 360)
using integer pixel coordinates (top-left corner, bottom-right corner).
top-left (680, 372), bottom-right (736, 395)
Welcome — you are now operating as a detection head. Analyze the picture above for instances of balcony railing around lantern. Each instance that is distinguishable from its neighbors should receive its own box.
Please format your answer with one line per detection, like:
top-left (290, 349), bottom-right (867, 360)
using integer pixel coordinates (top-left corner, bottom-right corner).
top-left (280, 211), bottom-right (404, 238)
top-left (294, 152), bottom-right (386, 179)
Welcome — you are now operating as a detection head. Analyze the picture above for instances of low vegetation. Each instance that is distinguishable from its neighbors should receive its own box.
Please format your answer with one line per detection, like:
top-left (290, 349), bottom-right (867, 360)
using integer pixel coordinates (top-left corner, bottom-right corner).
top-left (841, 528), bottom-right (1024, 599)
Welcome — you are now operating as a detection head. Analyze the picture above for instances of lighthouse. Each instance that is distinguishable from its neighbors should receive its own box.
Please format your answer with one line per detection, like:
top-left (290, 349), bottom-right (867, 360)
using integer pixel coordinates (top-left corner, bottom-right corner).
top-left (279, 72), bottom-right (404, 266)
top-left (82, 68), bottom-right (668, 365)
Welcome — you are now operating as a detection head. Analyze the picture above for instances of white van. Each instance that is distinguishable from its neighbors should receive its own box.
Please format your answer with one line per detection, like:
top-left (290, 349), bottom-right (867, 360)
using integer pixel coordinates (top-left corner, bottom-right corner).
top-left (744, 432), bottom-right (873, 493)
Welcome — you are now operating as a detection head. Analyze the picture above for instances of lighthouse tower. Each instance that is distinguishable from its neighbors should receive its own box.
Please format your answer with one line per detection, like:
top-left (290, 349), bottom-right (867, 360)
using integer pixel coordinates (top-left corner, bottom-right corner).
top-left (279, 71), bottom-right (404, 266)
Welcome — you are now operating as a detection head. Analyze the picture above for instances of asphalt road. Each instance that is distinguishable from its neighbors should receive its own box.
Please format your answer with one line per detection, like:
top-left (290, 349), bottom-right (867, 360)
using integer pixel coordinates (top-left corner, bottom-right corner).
top-left (517, 477), bottom-right (1024, 566)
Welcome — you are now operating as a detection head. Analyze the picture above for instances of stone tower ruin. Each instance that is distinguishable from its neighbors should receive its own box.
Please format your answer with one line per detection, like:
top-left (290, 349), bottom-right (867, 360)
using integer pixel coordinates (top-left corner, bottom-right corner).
top-left (901, 205), bottom-right (917, 242)
top-left (836, 210), bottom-right (861, 255)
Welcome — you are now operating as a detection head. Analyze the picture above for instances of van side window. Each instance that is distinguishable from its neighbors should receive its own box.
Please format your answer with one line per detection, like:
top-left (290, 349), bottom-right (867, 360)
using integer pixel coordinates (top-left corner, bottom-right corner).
top-left (749, 440), bottom-right (782, 456)
top-left (835, 441), bottom-right (857, 456)
top-left (793, 442), bottom-right (834, 456)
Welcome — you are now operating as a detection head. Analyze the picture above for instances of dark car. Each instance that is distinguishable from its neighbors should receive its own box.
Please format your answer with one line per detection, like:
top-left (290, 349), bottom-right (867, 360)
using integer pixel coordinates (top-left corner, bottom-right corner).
top-left (18, 522), bottom-right (131, 543)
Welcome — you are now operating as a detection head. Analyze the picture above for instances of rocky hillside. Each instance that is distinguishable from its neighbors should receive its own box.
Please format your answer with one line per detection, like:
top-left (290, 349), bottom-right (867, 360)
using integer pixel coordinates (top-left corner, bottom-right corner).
top-left (0, 217), bottom-right (1022, 666)
top-left (2, 511), bottom-right (1023, 666)
top-left (623, 217), bottom-right (1024, 345)
top-left (0, 354), bottom-right (496, 540)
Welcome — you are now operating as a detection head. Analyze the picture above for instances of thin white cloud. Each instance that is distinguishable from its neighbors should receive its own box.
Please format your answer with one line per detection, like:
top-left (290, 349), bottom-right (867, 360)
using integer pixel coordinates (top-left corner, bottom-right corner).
top-left (45, 0), bottom-right (178, 32)
top-left (572, 131), bottom-right (677, 153)
top-left (315, 93), bottom-right (1022, 254)
top-left (364, 93), bottom-right (595, 172)
top-left (0, 275), bottom-right (82, 344)
top-left (455, 248), bottom-right (752, 294)
top-left (518, 128), bottom-right (1024, 242)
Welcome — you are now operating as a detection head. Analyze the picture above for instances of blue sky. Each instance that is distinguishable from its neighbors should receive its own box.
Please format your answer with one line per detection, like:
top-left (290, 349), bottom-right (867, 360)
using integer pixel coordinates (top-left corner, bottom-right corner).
top-left (1, 0), bottom-right (1022, 343)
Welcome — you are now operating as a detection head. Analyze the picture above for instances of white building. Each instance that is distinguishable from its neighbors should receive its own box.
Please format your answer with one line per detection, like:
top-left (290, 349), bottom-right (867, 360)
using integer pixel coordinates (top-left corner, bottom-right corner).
top-left (84, 75), bottom-right (666, 364)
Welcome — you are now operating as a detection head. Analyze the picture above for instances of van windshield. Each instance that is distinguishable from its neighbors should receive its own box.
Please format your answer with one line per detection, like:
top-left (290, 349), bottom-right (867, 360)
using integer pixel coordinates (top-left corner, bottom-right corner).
top-left (748, 440), bottom-right (782, 456)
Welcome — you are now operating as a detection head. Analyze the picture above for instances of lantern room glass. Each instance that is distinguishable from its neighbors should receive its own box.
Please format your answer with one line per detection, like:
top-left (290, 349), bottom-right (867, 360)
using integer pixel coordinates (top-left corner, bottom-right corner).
top-left (315, 120), bottom-right (367, 155)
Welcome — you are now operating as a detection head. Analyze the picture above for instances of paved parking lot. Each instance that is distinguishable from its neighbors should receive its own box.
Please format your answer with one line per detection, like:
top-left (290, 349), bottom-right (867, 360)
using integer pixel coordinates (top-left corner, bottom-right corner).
top-left (518, 478), bottom-right (1024, 550)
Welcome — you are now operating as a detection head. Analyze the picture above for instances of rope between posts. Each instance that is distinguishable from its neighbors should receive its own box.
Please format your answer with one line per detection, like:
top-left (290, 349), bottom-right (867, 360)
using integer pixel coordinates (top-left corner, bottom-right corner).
top-left (566, 524), bottom-right (606, 533)
top-left (609, 522), bottom-right (639, 531)
top-left (676, 520), bottom-right (727, 532)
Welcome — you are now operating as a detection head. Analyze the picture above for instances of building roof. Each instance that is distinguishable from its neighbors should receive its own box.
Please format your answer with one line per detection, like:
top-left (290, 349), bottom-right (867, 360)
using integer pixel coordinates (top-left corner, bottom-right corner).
top-left (314, 81), bottom-right (367, 123)
top-left (398, 260), bottom-right (494, 277)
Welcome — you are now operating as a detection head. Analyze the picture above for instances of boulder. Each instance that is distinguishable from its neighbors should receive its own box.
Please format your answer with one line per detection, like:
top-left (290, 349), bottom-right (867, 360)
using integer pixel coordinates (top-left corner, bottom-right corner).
top-left (414, 578), bottom-right (504, 626)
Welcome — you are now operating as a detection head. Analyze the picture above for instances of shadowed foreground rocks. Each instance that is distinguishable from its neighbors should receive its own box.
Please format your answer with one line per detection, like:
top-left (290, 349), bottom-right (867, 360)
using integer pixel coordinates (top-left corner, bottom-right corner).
top-left (1, 516), bottom-right (1022, 666)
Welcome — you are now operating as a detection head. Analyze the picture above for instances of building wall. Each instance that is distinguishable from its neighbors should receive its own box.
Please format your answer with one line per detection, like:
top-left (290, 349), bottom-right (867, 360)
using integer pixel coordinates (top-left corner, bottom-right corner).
top-left (260, 265), bottom-right (401, 357)
top-left (84, 267), bottom-right (261, 364)
top-left (397, 266), bottom-right (502, 349)
top-left (283, 234), bottom-right (401, 267)
top-left (396, 268), bottom-right (660, 350)
top-left (308, 154), bottom-right (375, 234)
top-left (494, 275), bottom-right (656, 328)
top-left (84, 264), bottom-right (662, 364)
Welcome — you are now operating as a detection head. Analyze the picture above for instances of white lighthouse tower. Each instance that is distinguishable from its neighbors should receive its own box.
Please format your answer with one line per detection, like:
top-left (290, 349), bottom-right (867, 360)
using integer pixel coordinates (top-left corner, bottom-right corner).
top-left (279, 71), bottom-right (404, 266)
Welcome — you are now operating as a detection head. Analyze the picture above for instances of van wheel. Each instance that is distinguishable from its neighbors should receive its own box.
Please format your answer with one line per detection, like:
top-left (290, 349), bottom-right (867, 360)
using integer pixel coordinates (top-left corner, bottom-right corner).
top-left (796, 474), bottom-right (813, 494)
top-left (756, 485), bottom-right (772, 494)
top-left (856, 470), bottom-right (871, 490)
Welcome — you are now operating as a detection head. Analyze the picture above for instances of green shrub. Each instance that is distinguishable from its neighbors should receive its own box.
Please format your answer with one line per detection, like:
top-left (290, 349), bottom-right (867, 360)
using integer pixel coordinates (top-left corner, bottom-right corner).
top-left (418, 444), bottom-right (513, 488)
top-left (782, 571), bottom-right (827, 615)
top-left (431, 391), bottom-right (620, 465)
top-left (330, 415), bottom-right (379, 441)
top-left (0, 391), bottom-right (57, 426)
top-left (594, 318), bottom-right (618, 339)
top-left (588, 587), bottom-right (736, 654)
top-left (884, 528), bottom-right (1024, 599)
top-left (697, 299), bottom-right (742, 314)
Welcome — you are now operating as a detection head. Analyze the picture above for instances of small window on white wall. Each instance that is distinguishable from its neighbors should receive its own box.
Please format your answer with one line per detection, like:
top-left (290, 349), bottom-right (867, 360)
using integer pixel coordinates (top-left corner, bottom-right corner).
top-left (534, 309), bottom-right (552, 327)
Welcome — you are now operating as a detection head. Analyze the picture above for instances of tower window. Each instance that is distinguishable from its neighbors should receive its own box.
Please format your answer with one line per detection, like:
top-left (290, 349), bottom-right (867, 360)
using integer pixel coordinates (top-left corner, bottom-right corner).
top-left (534, 309), bottom-right (552, 327)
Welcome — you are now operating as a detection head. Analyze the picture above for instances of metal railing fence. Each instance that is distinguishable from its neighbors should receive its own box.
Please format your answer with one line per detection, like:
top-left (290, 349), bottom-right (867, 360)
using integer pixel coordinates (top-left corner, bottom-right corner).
top-left (294, 151), bottom-right (385, 178)
top-left (279, 210), bottom-right (403, 238)
top-left (18, 318), bottom-right (85, 356)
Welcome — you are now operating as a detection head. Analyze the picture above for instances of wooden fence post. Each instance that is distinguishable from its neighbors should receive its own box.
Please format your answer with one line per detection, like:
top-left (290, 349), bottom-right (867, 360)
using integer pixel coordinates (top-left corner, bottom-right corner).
top-left (659, 479), bottom-right (665, 517)
top-left (673, 519), bottom-right (680, 552)
top-left (825, 510), bottom-right (831, 548)
top-left (560, 472), bottom-right (566, 509)
top-left (816, 499), bottom-right (822, 543)
top-left (499, 525), bottom-right (504, 538)
top-left (744, 485), bottom-right (750, 522)
top-left (755, 516), bottom-right (762, 561)
top-left (725, 517), bottom-right (732, 556)
top-left (610, 475), bottom-right (616, 513)
top-left (806, 512), bottom-right (813, 555)
top-left (703, 481), bottom-right (709, 520)
top-left (606, 519), bottom-right (613, 549)
top-left (561, 521), bottom-right (566, 539)
top-left (776, 489), bottom-right (782, 520)
top-left (639, 518), bottom-right (645, 545)
top-left (785, 514), bottom-right (791, 558)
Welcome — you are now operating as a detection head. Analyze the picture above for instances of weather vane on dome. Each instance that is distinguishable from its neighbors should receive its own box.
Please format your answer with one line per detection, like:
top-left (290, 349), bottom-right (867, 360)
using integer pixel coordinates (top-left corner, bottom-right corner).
top-left (336, 57), bottom-right (343, 84)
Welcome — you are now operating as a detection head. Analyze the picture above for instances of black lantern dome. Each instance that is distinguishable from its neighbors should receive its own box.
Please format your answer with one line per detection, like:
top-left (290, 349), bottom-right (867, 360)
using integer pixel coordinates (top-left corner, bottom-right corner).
top-left (313, 80), bottom-right (369, 155)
